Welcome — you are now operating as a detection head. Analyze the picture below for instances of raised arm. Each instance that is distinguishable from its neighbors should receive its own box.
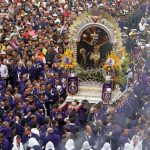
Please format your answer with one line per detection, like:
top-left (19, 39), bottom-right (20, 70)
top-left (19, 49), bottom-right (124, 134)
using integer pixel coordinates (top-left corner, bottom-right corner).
top-left (97, 39), bottom-right (109, 48)
top-left (82, 39), bottom-right (92, 46)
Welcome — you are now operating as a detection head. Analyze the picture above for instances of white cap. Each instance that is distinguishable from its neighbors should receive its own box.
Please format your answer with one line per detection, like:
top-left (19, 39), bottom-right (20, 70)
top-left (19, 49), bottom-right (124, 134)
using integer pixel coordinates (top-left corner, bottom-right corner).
top-left (123, 27), bottom-right (128, 30)
top-left (1, 51), bottom-right (6, 55)
top-left (53, 14), bottom-right (58, 17)
top-left (5, 38), bottom-right (9, 41)
top-left (131, 29), bottom-right (137, 32)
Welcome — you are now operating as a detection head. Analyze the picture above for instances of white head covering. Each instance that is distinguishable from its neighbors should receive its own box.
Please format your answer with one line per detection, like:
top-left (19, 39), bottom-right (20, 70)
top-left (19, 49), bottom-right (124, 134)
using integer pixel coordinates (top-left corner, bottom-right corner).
top-left (124, 143), bottom-right (133, 150)
top-left (13, 136), bottom-right (18, 147)
top-left (28, 137), bottom-right (40, 148)
top-left (101, 142), bottom-right (111, 150)
top-left (45, 141), bottom-right (55, 150)
top-left (54, 18), bottom-right (61, 23)
top-left (12, 135), bottom-right (24, 150)
top-left (130, 135), bottom-right (142, 150)
top-left (81, 141), bottom-right (92, 150)
top-left (140, 18), bottom-right (146, 23)
top-left (31, 128), bottom-right (40, 137)
top-left (65, 139), bottom-right (75, 150)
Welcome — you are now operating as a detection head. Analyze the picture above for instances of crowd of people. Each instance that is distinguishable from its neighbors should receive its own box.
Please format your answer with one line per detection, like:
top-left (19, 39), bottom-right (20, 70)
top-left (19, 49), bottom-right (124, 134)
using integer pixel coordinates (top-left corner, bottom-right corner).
top-left (0, 0), bottom-right (150, 150)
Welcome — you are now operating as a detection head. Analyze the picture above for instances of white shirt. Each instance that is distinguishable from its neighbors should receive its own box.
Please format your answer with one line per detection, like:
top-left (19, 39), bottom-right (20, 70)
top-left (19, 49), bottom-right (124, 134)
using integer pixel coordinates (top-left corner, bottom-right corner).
top-left (139, 23), bottom-right (146, 32)
top-left (0, 64), bottom-right (8, 78)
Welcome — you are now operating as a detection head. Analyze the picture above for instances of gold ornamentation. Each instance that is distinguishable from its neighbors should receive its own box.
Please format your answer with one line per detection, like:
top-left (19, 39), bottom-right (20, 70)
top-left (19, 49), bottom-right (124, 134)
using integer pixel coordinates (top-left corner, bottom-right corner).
top-left (91, 15), bottom-right (102, 23)
top-left (61, 49), bottom-right (77, 69)
top-left (69, 9), bottom-right (123, 57)
top-left (103, 52), bottom-right (121, 71)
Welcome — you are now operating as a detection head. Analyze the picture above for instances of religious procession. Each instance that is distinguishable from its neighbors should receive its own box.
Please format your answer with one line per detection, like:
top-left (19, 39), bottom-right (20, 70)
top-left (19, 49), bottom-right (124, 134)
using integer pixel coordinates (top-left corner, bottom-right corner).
top-left (0, 0), bottom-right (150, 150)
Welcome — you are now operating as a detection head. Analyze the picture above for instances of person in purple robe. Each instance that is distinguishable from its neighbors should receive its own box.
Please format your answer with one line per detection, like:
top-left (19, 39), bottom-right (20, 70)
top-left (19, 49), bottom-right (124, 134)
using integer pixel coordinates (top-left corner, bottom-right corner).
top-left (15, 119), bottom-right (26, 137)
top-left (1, 121), bottom-right (12, 142)
top-left (55, 79), bottom-right (67, 99)
top-left (118, 128), bottom-right (130, 149)
top-left (43, 128), bottom-right (60, 149)
top-left (50, 105), bottom-right (60, 121)
top-left (0, 133), bottom-right (11, 150)
top-left (45, 47), bottom-right (56, 68)
top-left (64, 105), bottom-right (77, 121)
top-left (36, 109), bottom-right (45, 126)
top-left (45, 84), bottom-right (58, 105)
top-left (18, 74), bottom-right (29, 94)
top-left (35, 93), bottom-right (47, 113)
top-left (64, 117), bottom-right (78, 135)
top-left (7, 59), bottom-right (17, 89)
top-left (32, 57), bottom-right (44, 80)
top-left (80, 124), bottom-right (95, 148)
top-left (14, 61), bottom-right (27, 86)
top-left (26, 61), bottom-right (36, 82)
top-left (46, 72), bottom-right (55, 86)
top-left (22, 126), bottom-right (40, 146)
top-left (0, 77), bottom-right (6, 96)
top-left (21, 87), bottom-right (32, 102)
top-left (144, 79), bottom-right (150, 96)
top-left (2, 109), bottom-right (14, 126)
top-left (32, 82), bottom-right (41, 96)
top-left (142, 129), bottom-right (150, 150)
top-left (40, 117), bottom-right (51, 136)
top-left (118, 17), bottom-right (126, 31)
top-left (107, 119), bottom-right (121, 150)
top-left (78, 100), bottom-right (90, 126)
top-left (51, 120), bottom-right (63, 137)
top-left (142, 95), bottom-right (150, 119)
top-left (53, 72), bottom-right (63, 87)
top-left (87, 105), bottom-right (105, 126)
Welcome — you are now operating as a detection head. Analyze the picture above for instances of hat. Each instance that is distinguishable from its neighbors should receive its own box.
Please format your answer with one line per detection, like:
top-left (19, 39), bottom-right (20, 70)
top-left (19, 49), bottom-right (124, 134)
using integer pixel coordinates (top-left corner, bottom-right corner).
top-left (129, 32), bottom-right (136, 36)
top-left (123, 27), bottom-right (128, 30)
top-left (1, 51), bottom-right (6, 55)
top-left (5, 38), bottom-right (9, 41)
top-left (131, 29), bottom-right (137, 32)
top-left (53, 14), bottom-right (58, 17)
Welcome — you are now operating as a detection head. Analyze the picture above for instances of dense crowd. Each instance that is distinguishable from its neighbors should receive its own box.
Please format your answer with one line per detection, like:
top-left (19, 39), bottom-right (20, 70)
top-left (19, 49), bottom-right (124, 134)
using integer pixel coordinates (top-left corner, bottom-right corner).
top-left (0, 0), bottom-right (150, 150)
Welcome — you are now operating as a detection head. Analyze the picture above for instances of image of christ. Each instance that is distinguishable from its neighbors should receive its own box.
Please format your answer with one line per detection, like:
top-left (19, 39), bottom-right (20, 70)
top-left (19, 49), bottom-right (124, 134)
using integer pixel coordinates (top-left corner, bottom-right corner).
top-left (77, 26), bottom-right (112, 69)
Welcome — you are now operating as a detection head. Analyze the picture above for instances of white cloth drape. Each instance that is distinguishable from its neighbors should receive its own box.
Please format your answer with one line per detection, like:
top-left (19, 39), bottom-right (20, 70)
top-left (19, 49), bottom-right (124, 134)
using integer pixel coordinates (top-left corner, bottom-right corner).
top-left (65, 139), bottom-right (75, 150)
top-left (45, 141), bottom-right (55, 150)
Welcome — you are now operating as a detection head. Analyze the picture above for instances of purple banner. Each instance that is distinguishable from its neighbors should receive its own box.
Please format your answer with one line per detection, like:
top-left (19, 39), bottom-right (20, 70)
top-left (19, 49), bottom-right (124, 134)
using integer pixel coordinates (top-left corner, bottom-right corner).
top-left (67, 77), bottom-right (78, 95)
top-left (102, 83), bottom-right (112, 101)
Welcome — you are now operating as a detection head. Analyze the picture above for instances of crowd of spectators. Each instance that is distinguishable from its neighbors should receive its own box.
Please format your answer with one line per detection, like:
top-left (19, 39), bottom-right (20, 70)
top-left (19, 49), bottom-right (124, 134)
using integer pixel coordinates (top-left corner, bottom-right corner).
top-left (0, 0), bottom-right (150, 150)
